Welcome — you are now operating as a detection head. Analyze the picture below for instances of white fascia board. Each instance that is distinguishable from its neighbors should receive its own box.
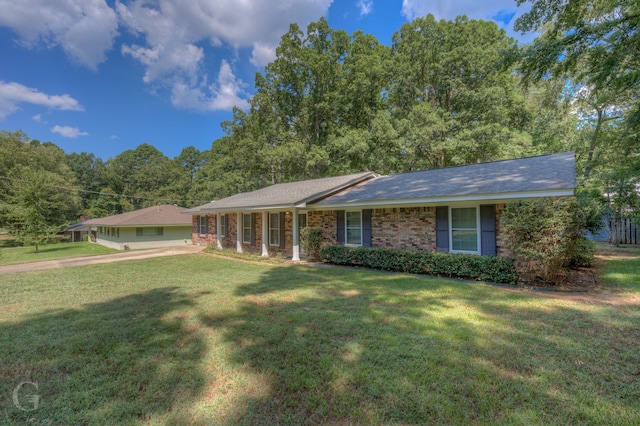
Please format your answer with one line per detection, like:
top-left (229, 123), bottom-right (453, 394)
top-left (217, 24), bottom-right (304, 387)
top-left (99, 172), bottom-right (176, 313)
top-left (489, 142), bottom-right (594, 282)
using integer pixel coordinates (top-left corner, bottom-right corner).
top-left (197, 204), bottom-right (295, 213)
top-left (306, 189), bottom-right (575, 210)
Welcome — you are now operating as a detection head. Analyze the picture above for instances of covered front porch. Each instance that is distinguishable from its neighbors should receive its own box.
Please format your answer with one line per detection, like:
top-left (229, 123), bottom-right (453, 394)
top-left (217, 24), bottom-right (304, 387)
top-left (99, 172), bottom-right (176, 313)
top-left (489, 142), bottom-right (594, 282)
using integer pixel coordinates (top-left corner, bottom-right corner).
top-left (193, 209), bottom-right (309, 261)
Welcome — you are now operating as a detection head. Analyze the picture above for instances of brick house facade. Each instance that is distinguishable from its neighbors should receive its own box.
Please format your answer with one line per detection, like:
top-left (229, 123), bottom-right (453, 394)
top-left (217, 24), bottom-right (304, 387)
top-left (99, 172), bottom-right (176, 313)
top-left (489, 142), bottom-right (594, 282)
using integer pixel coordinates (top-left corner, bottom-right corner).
top-left (184, 153), bottom-right (575, 261)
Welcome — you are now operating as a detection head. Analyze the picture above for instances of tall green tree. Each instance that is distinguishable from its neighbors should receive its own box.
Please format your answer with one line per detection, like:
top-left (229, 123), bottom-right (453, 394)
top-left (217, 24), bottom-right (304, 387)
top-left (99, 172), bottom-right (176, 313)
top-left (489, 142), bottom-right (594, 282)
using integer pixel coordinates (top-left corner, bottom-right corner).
top-left (3, 168), bottom-right (80, 252)
top-left (104, 143), bottom-right (185, 210)
top-left (0, 131), bottom-right (81, 250)
top-left (66, 152), bottom-right (106, 213)
top-left (516, 0), bottom-right (640, 126)
top-left (388, 15), bottom-right (530, 169)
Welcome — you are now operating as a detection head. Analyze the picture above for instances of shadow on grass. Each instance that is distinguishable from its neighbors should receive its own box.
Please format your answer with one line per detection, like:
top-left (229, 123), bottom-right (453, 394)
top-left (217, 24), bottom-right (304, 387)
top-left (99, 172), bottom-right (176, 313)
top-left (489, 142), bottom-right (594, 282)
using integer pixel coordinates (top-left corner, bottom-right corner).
top-left (203, 265), bottom-right (640, 424)
top-left (0, 238), bottom-right (20, 248)
top-left (1, 287), bottom-right (206, 424)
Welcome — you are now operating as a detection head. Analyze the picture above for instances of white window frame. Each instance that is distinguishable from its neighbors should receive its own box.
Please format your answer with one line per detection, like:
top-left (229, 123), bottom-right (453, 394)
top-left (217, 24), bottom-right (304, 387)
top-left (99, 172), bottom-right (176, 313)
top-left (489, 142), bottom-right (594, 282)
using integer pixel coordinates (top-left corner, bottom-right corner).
top-left (242, 213), bottom-right (252, 244)
top-left (219, 214), bottom-right (226, 237)
top-left (345, 210), bottom-right (363, 246)
top-left (269, 212), bottom-right (280, 246)
top-left (449, 206), bottom-right (481, 254)
top-left (198, 215), bottom-right (208, 236)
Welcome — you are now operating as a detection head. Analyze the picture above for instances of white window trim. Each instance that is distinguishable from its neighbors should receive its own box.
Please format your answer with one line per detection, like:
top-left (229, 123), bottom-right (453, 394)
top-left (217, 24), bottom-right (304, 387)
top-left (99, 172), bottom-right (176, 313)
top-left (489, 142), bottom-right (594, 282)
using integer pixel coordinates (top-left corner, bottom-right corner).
top-left (199, 215), bottom-right (208, 236)
top-left (268, 212), bottom-right (280, 247)
top-left (242, 213), bottom-right (252, 244)
top-left (345, 210), bottom-right (363, 247)
top-left (448, 205), bottom-right (481, 254)
top-left (219, 214), bottom-right (226, 237)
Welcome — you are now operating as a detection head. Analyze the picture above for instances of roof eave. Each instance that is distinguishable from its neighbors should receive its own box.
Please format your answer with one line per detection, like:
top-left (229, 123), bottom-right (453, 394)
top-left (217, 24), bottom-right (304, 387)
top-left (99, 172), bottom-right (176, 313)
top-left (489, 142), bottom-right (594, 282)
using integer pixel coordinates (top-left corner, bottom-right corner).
top-left (307, 188), bottom-right (576, 209)
top-left (187, 172), bottom-right (378, 214)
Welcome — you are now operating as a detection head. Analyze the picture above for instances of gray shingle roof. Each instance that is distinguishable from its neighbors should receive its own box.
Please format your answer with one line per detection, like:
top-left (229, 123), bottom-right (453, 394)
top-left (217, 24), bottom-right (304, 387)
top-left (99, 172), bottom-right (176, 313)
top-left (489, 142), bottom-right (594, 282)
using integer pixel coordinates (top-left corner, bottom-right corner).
top-left (314, 152), bottom-right (576, 206)
top-left (186, 172), bottom-right (376, 212)
top-left (85, 204), bottom-right (191, 226)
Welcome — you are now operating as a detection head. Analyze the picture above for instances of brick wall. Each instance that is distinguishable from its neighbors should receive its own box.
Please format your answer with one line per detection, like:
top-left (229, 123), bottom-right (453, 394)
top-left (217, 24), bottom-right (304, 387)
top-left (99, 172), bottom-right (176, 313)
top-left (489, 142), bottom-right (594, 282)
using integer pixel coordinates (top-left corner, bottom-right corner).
top-left (310, 205), bottom-right (510, 257)
top-left (371, 207), bottom-right (437, 251)
top-left (192, 214), bottom-right (216, 246)
top-left (308, 210), bottom-right (338, 246)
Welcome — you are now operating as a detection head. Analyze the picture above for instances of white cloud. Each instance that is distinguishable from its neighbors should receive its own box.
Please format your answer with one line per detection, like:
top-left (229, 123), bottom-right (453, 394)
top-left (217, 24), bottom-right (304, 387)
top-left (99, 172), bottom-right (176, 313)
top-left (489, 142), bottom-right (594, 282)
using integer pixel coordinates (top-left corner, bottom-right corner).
top-left (51, 125), bottom-right (88, 138)
top-left (171, 60), bottom-right (249, 111)
top-left (0, 81), bottom-right (84, 120)
top-left (110, 134), bottom-right (120, 140)
top-left (0, 0), bottom-right (118, 69)
top-left (400, 0), bottom-right (533, 41)
top-left (116, 0), bottom-right (333, 111)
top-left (32, 113), bottom-right (44, 123)
top-left (358, 0), bottom-right (374, 16)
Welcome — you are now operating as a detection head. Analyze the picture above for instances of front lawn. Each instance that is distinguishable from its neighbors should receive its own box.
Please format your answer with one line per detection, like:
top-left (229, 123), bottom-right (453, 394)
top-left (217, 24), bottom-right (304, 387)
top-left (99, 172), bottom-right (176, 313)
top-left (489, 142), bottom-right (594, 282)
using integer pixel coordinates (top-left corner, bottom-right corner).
top-left (0, 242), bottom-right (117, 265)
top-left (1, 254), bottom-right (638, 424)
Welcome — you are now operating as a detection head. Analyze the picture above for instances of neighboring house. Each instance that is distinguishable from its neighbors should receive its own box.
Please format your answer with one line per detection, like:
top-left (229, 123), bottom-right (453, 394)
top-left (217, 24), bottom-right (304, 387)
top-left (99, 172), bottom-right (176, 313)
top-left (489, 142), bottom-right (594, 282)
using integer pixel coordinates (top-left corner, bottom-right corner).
top-left (65, 222), bottom-right (90, 242)
top-left (186, 152), bottom-right (576, 260)
top-left (85, 205), bottom-right (192, 250)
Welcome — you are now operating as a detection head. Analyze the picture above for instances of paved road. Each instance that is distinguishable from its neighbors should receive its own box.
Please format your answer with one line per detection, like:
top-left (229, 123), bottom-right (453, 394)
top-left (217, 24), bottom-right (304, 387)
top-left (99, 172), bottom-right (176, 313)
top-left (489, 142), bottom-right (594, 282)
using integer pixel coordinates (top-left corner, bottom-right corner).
top-left (0, 245), bottom-right (204, 275)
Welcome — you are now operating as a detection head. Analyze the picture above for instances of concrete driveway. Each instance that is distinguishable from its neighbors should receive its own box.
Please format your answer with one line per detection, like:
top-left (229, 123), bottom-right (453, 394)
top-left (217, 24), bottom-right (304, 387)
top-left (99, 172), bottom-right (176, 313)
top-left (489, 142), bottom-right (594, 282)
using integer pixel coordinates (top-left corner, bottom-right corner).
top-left (0, 245), bottom-right (204, 275)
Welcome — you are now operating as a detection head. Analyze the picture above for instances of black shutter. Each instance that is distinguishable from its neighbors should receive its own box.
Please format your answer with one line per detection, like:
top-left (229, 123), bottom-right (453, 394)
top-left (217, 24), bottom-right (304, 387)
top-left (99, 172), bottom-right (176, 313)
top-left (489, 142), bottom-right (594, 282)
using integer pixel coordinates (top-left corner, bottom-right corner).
top-left (362, 209), bottom-right (372, 247)
top-left (204, 215), bottom-right (209, 235)
top-left (279, 212), bottom-right (285, 249)
top-left (480, 205), bottom-right (497, 256)
top-left (336, 210), bottom-right (345, 245)
top-left (224, 214), bottom-right (229, 237)
top-left (435, 206), bottom-right (449, 253)
top-left (251, 213), bottom-right (256, 246)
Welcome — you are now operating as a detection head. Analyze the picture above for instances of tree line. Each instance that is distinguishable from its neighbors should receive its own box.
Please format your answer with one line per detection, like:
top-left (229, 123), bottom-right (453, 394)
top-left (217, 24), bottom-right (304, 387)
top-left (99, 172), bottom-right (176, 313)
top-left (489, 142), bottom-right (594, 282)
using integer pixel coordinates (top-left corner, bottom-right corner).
top-left (1, 0), bottom-right (638, 248)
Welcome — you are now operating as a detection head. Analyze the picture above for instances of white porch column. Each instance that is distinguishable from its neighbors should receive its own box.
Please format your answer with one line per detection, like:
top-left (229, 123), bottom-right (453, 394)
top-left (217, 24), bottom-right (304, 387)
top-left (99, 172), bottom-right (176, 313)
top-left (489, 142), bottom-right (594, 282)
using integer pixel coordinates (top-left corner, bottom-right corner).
top-left (261, 211), bottom-right (269, 257)
top-left (216, 213), bottom-right (222, 250)
top-left (236, 212), bottom-right (243, 253)
top-left (292, 208), bottom-right (300, 261)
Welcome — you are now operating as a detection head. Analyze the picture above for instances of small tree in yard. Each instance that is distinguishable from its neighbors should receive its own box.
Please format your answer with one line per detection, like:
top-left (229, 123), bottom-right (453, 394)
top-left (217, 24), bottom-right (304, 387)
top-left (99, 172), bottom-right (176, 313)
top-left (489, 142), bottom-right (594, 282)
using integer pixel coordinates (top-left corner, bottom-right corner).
top-left (300, 227), bottom-right (324, 261)
top-left (501, 193), bottom-right (604, 283)
top-left (3, 169), bottom-right (80, 253)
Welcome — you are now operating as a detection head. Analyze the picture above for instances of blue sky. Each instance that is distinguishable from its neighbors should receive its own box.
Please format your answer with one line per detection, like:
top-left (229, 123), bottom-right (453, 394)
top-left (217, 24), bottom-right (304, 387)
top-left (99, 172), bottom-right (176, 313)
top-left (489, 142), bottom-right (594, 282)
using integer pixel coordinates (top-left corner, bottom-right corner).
top-left (0, 0), bottom-right (532, 161)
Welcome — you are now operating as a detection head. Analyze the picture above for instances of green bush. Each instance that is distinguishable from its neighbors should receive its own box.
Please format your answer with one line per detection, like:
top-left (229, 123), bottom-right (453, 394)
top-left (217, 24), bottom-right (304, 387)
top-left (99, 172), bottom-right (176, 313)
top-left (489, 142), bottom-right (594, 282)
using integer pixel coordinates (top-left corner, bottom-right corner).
top-left (320, 245), bottom-right (517, 284)
top-left (300, 226), bottom-right (323, 260)
top-left (568, 237), bottom-right (596, 267)
top-left (500, 195), bottom-right (602, 282)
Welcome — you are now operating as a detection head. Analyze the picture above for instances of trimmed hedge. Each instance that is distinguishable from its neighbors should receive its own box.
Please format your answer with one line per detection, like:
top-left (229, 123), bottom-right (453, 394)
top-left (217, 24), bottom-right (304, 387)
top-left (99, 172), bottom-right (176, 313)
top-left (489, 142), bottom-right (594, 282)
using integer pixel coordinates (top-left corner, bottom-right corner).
top-left (320, 245), bottom-right (517, 284)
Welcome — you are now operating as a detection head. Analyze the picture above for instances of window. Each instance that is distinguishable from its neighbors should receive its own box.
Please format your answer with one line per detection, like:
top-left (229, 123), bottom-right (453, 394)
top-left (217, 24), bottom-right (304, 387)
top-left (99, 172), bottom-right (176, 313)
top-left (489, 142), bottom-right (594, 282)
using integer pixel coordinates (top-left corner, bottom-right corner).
top-left (346, 211), bottom-right (362, 245)
top-left (243, 213), bottom-right (252, 244)
top-left (269, 213), bottom-right (280, 246)
top-left (136, 227), bottom-right (164, 237)
top-left (219, 214), bottom-right (226, 237)
top-left (451, 207), bottom-right (478, 253)
top-left (198, 215), bottom-right (208, 236)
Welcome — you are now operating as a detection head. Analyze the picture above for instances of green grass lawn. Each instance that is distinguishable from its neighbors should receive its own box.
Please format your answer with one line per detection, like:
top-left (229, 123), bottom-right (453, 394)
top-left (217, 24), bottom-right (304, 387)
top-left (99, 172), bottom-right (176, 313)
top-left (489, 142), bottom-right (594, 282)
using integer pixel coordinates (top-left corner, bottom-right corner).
top-left (1, 252), bottom-right (639, 425)
top-left (0, 242), bottom-right (118, 265)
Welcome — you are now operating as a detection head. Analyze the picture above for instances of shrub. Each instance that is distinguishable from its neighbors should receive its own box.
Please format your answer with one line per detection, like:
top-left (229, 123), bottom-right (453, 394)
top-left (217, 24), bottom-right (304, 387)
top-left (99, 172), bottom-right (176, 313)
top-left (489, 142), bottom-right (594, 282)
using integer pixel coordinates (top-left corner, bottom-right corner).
top-left (500, 195), bottom-right (602, 282)
top-left (300, 226), bottom-right (323, 260)
top-left (568, 237), bottom-right (596, 267)
top-left (320, 245), bottom-right (517, 284)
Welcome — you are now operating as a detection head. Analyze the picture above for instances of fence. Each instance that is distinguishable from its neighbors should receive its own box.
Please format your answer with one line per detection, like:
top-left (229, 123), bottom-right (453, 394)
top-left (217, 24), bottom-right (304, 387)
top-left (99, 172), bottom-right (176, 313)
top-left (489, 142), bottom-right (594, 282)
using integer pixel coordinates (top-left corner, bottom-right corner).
top-left (609, 217), bottom-right (640, 244)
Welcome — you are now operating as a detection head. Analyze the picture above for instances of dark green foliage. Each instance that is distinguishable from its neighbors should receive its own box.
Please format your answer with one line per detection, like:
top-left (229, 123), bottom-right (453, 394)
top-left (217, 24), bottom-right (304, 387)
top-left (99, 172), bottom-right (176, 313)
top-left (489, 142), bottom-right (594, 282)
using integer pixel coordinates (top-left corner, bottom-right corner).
top-left (320, 245), bottom-right (517, 284)
top-left (568, 238), bottom-right (596, 267)
top-left (299, 226), bottom-right (323, 260)
top-left (501, 197), bottom-right (601, 282)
